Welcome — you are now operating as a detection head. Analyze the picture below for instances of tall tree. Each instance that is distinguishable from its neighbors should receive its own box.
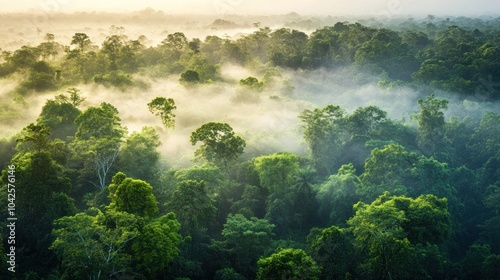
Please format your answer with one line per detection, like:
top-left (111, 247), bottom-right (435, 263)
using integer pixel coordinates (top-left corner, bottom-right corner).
top-left (147, 97), bottom-right (176, 128)
top-left (299, 104), bottom-right (347, 176)
top-left (216, 214), bottom-right (275, 278)
top-left (166, 180), bottom-right (216, 236)
top-left (413, 94), bottom-right (449, 156)
top-left (107, 172), bottom-right (159, 219)
top-left (117, 126), bottom-right (161, 182)
top-left (190, 122), bottom-right (246, 169)
top-left (70, 102), bottom-right (126, 190)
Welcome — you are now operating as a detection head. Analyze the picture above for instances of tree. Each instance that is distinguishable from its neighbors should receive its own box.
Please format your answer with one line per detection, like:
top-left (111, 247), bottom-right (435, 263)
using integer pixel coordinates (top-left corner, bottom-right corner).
top-left (180, 69), bottom-right (200, 85)
top-left (268, 28), bottom-right (308, 68)
top-left (468, 111), bottom-right (500, 167)
top-left (161, 32), bottom-right (188, 52)
top-left (71, 33), bottom-right (92, 52)
top-left (131, 213), bottom-right (183, 277)
top-left (166, 180), bottom-right (216, 236)
top-left (348, 193), bottom-right (450, 279)
top-left (239, 76), bottom-right (263, 91)
top-left (16, 123), bottom-right (52, 153)
top-left (253, 152), bottom-right (299, 193)
top-left (147, 97), bottom-right (176, 128)
top-left (413, 94), bottom-right (449, 156)
top-left (307, 226), bottom-right (356, 280)
top-left (117, 126), bottom-right (161, 182)
top-left (256, 248), bottom-right (320, 280)
top-left (70, 102), bottom-right (126, 190)
top-left (101, 35), bottom-right (123, 70)
top-left (37, 90), bottom-right (82, 140)
top-left (359, 144), bottom-right (416, 201)
top-left (190, 122), bottom-right (246, 168)
top-left (317, 163), bottom-right (361, 225)
top-left (108, 172), bottom-right (159, 219)
top-left (299, 104), bottom-right (347, 176)
top-left (51, 209), bottom-right (140, 279)
top-left (4, 151), bottom-right (73, 276)
top-left (216, 214), bottom-right (275, 277)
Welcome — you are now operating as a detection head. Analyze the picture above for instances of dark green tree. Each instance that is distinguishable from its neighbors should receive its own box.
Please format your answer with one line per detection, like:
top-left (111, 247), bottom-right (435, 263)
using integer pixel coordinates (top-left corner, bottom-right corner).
top-left (166, 180), bottom-right (216, 236)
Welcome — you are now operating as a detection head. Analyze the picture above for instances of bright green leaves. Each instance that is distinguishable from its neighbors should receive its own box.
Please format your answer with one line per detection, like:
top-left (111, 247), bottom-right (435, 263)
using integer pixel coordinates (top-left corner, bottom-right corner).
top-left (299, 104), bottom-right (346, 176)
top-left (190, 122), bottom-right (246, 168)
top-left (218, 214), bottom-right (275, 276)
top-left (253, 152), bottom-right (299, 193)
top-left (108, 172), bottom-right (159, 218)
top-left (348, 193), bottom-right (450, 279)
top-left (117, 126), bottom-right (161, 182)
top-left (131, 213), bottom-right (183, 276)
top-left (147, 97), bottom-right (176, 128)
top-left (348, 193), bottom-right (450, 247)
top-left (71, 102), bottom-right (126, 190)
top-left (256, 248), bottom-right (320, 280)
top-left (316, 164), bottom-right (361, 225)
top-left (74, 102), bottom-right (125, 142)
top-left (51, 209), bottom-right (140, 279)
top-left (52, 173), bottom-right (181, 279)
top-left (16, 123), bottom-right (52, 153)
top-left (359, 144), bottom-right (415, 200)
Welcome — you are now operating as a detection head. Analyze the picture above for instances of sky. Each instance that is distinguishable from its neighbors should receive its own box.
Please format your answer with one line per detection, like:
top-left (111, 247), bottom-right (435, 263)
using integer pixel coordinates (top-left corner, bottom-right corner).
top-left (0, 0), bottom-right (499, 16)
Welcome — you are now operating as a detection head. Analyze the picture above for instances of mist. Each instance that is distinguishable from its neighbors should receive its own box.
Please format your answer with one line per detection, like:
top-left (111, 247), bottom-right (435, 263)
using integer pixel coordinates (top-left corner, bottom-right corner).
top-left (1, 0), bottom-right (499, 16)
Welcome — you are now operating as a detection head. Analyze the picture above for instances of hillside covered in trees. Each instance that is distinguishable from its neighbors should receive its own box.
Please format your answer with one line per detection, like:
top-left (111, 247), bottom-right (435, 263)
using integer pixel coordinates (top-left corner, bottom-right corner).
top-left (1, 13), bottom-right (500, 279)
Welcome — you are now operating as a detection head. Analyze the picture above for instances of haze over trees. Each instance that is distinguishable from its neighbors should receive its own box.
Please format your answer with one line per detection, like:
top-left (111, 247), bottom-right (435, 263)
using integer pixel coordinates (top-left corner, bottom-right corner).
top-left (1, 12), bottom-right (500, 279)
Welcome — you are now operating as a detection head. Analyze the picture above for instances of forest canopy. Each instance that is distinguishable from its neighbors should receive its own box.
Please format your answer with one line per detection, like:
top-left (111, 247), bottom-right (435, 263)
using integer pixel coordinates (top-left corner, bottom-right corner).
top-left (1, 13), bottom-right (500, 279)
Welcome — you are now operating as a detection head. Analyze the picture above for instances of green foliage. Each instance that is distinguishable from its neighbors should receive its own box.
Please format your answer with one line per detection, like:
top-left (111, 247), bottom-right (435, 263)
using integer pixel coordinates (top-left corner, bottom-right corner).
top-left (214, 268), bottom-right (246, 280)
top-left (16, 123), bottom-right (52, 153)
top-left (147, 97), bottom-right (176, 128)
top-left (348, 192), bottom-right (450, 279)
top-left (253, 152), bottom-right (299, 193)
top-left (70, 102), bottom-right (126, 190)
top-left (131, 213), bottom-right (183, 276)
top-left (317, 163), bottom-right (361, 225)
top-left (108, 172), bottom-right (159, 218)
top-left (269, 28), bottom-right (308, 68)
top-left (217, 213), bottom-right (275, 277)
top-left (166, 180), bottom-right (216, 236)
top-left (299, 104), bottom-right (346, 176)
top-left (414, 94), bottom-right (449, 155)
top-left (239, 76), bottom-right (263, 91)
top-left (117, 126), bottom-right (161, 182)
top-left (359, 144), bottom-right (414, 200)
top-left (174, 162), bottom-right (227, 193)
top-left (190, 122), bottom-right (246, 168)
top-left (468, 111), bottom-right (500, 167)
top-left (307, 226), bottom-right (356, 280)
top-left (256, 248), bottom-right (320, 280)
top-left (71, 33), bottom-right (93, 51)
top-left (37, 93), bottom-right (82, 140)
top-left (51, 209), bottom-right (140, 279)
top-left (180, 69), bottom-right (200, 84)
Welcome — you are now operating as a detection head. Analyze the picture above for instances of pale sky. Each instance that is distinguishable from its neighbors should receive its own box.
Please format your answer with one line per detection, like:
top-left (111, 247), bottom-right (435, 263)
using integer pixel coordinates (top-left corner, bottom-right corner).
top-left (0, 0), bottom-right (499, 16)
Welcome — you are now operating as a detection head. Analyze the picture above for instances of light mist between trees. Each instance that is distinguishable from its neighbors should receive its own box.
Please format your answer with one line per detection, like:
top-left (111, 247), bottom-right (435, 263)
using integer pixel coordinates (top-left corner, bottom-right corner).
top-left (1, 12), bottom-right (500, 280)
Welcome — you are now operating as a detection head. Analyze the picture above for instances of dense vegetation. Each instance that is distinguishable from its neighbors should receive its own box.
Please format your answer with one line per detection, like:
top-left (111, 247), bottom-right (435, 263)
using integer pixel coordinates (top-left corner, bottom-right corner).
top-left (1, 15), bottom-right (500, 279)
